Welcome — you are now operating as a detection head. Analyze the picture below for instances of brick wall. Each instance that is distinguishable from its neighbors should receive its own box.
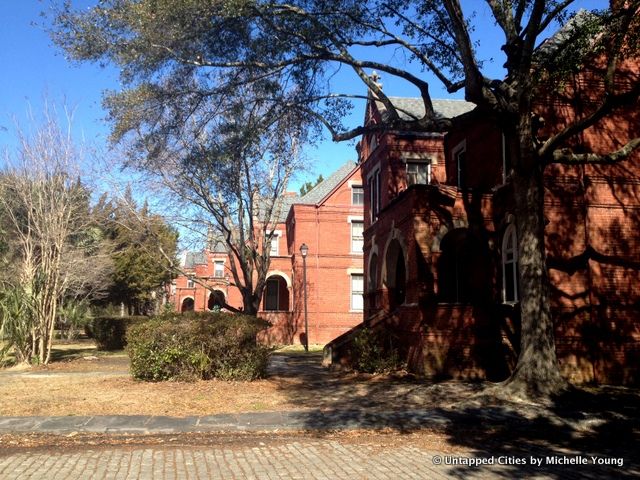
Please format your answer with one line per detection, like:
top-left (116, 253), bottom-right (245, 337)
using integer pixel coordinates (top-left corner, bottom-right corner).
top-left (170, 164), bottom-right (365, 346)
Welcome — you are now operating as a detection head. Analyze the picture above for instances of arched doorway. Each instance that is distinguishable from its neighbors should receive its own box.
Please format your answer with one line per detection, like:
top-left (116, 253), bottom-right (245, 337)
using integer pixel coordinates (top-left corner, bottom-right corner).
top-left (263, 274), bottom-right (290, 311)
top-left (385, 239), bottom-right (406, 309)
top-left (181, 297), bottom-right (195, 312)
top-left (208, 290), bottom-right (226, 311)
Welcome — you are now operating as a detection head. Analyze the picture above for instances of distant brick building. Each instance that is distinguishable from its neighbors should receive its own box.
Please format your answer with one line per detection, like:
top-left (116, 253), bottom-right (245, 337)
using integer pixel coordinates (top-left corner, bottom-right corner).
top-left (326, 36), bottom-right (640, 385)
top-left (169, 161), bottom-right (365, 345)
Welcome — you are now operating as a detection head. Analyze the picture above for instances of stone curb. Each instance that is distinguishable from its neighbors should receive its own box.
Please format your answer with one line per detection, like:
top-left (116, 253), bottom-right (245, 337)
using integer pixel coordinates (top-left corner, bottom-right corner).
top-left (0, 409), bottom-right (453, 435)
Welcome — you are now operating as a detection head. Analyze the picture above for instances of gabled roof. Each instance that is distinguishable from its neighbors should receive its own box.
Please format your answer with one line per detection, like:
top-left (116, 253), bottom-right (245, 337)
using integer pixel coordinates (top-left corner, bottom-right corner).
top-left (264, 161), bottom-right (358, 221)
top-left (272, 194), bottom-right (299, 222)
top-left (535, 9), bottom-right (599, 59)
top-left (297, 160), bottom-right (358, 205)
top-left (374, 97), bottom-right (476, 122)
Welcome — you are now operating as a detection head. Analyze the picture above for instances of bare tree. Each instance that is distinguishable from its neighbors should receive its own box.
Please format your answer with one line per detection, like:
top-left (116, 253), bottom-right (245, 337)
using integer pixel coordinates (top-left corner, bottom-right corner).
top-left (0, 106), bottom-right (112, 364)
top-left (117, 95), bottom-right (304, 315)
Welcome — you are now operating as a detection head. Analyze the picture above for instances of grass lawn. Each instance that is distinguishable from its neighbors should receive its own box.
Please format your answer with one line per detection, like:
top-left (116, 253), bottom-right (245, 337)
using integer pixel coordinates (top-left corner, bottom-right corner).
top-left (272, 344), bottom-right (325, 355)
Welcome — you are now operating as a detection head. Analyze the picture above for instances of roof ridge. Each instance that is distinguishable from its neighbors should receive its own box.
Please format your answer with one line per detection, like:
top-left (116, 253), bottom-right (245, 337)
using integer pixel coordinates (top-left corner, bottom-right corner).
top-left (298, 160), bottom-right (356, 204)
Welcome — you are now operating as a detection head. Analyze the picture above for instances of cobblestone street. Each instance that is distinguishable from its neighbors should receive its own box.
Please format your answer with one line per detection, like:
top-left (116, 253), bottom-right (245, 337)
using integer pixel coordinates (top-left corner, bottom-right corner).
top-left (0, 434), bottom-right (633, 479)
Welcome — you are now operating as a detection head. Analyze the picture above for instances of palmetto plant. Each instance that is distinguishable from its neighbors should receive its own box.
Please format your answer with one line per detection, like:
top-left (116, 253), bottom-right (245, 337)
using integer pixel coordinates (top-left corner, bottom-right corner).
top-left (0, 283), bottom-right (37, 364)
top-left (57, 300), bottom-right (90, 340)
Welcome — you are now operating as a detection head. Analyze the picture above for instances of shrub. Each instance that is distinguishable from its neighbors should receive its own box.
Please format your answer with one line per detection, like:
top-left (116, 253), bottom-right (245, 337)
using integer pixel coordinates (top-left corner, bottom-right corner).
top-left (0, 284), bottom-right (37, 364)
top-left (352, 327), bottom-right (404, 374)
top-left (126, 312), bottom-right (271, 382)
top-left (56, 300), bottom-right (91, 340)
top-left (92, 316), bottom-right (147, 350)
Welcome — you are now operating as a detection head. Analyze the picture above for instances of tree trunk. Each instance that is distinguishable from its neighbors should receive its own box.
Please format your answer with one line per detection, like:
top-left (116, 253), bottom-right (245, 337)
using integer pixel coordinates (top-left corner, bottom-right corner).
top-left (241, 290), bottom-right (261, 316)
top-left (504, 139), bottom-right (568, 399)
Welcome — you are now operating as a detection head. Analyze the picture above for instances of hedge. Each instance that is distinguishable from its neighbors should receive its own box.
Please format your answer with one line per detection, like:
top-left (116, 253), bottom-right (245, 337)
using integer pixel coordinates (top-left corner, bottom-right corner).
top-left (91, 316), bottom-right (148, 350)
top-left (126, 312), bottom-right (271, 382)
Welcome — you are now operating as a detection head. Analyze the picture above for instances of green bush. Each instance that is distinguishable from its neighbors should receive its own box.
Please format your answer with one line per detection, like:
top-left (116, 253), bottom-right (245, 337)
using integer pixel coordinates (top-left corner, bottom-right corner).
top-left (126, 312), bottom-right (271, 382)
top-left (92, 316), bottom-right (147, 350)
top-left (56, 300), bottom-right (91, 340)
top-left (352, 327), bottom-right (404, 374)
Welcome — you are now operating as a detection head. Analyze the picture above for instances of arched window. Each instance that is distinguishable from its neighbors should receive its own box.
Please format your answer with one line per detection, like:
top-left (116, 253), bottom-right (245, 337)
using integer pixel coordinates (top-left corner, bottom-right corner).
top-left (384, 239), bottom-right (406, 309)
top-left (368, 253), bottom-right (378, 292)
top-left (502, 223), bottom-right (519, 303)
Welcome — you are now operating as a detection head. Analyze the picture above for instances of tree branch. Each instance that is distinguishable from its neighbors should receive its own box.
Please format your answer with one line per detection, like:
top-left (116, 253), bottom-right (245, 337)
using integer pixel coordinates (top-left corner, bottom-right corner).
top-left (551, 137), bottom-right (640, 164)
top-left (540, 83), bottom-right (640, 158)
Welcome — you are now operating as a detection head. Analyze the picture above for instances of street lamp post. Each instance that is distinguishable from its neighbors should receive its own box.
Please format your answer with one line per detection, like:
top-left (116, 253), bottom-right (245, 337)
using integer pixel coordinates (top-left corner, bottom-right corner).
top-left (300, 243), bottom-right (309, 352)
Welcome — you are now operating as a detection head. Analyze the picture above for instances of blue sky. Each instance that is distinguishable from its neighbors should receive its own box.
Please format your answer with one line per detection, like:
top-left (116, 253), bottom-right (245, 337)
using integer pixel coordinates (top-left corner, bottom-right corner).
top-left (0, 0), bottom-right (608, 193)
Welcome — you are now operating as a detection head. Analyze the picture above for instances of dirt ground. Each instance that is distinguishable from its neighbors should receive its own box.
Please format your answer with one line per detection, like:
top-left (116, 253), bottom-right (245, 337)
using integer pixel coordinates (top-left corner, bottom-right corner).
top-left (0, 341), bottom-right (489, 417)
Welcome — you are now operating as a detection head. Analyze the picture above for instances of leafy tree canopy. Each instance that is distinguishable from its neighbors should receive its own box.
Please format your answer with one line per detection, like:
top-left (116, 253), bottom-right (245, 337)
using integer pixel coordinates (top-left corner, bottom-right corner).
top-left (52, 0), bottom-right (640, 396)
top-left (97, 189), bottom-right (178, 315)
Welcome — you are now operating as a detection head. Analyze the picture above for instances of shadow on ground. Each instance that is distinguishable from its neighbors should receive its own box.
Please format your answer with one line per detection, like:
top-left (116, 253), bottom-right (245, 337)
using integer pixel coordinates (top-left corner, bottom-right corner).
top-left (269, 352), bottom-right (640, 479)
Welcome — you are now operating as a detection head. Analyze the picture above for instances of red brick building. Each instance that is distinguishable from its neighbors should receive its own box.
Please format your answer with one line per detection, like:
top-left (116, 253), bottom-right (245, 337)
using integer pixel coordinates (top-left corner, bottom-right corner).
top-left (326, 38), bottom-right (640, 384)
top-left (169, 161), bottom-right (365, 345)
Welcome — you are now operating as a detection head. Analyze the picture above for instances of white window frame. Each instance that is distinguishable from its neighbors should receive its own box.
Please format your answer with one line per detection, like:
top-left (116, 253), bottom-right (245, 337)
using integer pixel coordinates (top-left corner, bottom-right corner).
top-left (269, 230), bottom-right (281, 257)
top-left (453, 140), bottom-right (466, 189)
top-left (350, 273), bottom-right (364, 311)
top-left (350, 219), bottom-right (364, 254)
top-left (502, 131), bottom-right (508, 184)
top-left (368, 169), bottom-right (381, 223)
top-left (368, 253), bottom-right (378, 292)
top-left (368, 134), bottom-right (377, 156)
top-left (351, 185), bottom-right (364, 205)
top-left (406, 161), bottom-right (431, 186)
top-left (213, 260), bottom-right (225, 278)
top-left (502, 223), bottom-right (519, 303)
top-left (187, 277), bottom-right (195, 288)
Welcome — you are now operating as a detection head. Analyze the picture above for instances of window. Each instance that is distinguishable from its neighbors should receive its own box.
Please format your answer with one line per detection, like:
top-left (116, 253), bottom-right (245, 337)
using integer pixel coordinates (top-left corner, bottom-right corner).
top-left (214, 260), bottom-right (224, 278)
top-left (263, 275), bottom-right (289, 311)
top-left (369, 134), bottom-right (377, 154)
top-left (269, 233), bottom-right (279, 256)
top-left (352, 186), bottom-right (364, 205)
top-left (351, 274), bottom-right (364, 311)
top-left (368, 169), bottom-right (381, 222)
top-left (187, 277), bottom-right (195, 288)
top-left (453, 141), bottom-right (466, 188)
top-left (502, 131), bottom-right (511, 184)
top-left (170, 283), bottom-right (176, 295)
top-left (502, 223), bottom-right (519, 303)
top-left (406, 162), bottom-right (431, 186)
top-left (368, 254), bottom-right (378, 292)
top-left (264, 278), bottom-right (279, 311)
top-left (351, 221), bottom-right (364, 253)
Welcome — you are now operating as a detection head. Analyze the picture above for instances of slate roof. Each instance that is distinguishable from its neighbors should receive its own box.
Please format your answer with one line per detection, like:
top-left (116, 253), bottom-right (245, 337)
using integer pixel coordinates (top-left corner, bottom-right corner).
top-left (272, 194), bottom-right (299, 222)
top-left (297, 160), bottom-right (358, 205)
top-left (535, 9), bottom-right (599, 59)
top-left (257, 161), bottom-right (358, 222)
top-left (183, 251), bottom-right (207, 268)
top-left (375, 97), bottom-right (476, 122)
